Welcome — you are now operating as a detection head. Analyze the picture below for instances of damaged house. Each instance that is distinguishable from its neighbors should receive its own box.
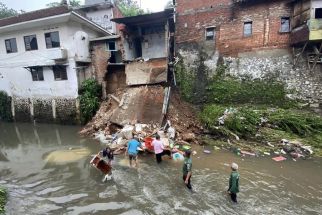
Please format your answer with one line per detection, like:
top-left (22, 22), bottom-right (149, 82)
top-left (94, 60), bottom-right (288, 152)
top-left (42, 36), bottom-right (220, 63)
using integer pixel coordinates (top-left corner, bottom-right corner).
top-left (175, 0), bottom-right (322, 105)
top-left (0, 5), bottom-right (112, 123)
top-left (84, 9), bottom-right (175, 127)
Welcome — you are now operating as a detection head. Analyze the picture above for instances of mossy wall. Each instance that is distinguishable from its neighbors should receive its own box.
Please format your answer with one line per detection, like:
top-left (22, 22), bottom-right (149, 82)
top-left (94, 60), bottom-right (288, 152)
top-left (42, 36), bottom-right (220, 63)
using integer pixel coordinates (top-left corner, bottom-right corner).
top-left (0, 91), bottom-right (12, 121)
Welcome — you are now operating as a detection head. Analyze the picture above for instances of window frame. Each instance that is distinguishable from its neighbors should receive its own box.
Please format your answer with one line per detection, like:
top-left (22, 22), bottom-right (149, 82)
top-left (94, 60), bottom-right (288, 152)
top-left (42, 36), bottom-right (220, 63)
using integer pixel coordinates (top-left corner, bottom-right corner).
top-left (53, 65), bottom-right (68, 81)
top-left (5, 38), bottom-right (18, 53)
top-left (243, 21), bottom-right (253, 37)
top-left (280, 17), bottom-right (290, 33)
top-left (106, 41), bottom-right (117, 51)
top-left (24, 34), bottom-right (38, 51)
top-left (205, 27), bottom-right (216, 41)
top-left (30, 67), bottom-right (44, 81)
top-left (315, 8), bottom-right (322, 19)
top-left (45, 31), bottom-right (60, 49)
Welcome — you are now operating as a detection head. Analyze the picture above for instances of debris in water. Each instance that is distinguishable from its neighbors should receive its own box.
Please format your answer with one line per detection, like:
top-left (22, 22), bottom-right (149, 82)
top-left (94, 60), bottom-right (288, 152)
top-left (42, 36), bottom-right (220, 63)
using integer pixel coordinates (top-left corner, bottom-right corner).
top-left (203, 150), bottom-right (211, 154)
top-left (272, 156), bottom-right (286, 162)
top-left (264, 152), bottom-right (270, 156)
top-left (240, 150), bottom-right (255, 156)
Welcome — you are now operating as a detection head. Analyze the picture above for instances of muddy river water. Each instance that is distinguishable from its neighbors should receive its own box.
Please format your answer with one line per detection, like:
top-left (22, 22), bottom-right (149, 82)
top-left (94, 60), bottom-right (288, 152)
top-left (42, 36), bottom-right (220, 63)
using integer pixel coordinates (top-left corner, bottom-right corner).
top-left (0, 122), bottom-right (322, 215)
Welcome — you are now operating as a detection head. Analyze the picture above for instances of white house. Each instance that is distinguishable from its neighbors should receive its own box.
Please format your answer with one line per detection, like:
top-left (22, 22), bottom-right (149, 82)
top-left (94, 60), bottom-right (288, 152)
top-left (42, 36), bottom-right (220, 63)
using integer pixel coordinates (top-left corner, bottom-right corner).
top-left (0, 5), bottom-right (111, 123)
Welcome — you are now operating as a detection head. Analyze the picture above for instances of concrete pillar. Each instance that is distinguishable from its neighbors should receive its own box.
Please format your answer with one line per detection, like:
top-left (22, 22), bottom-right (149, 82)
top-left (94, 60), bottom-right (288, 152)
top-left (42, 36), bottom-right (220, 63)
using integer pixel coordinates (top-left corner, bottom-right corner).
top-left (11, 97), bottom-right (15, 119)
top-left (52, 99), bottom-right (56, 119)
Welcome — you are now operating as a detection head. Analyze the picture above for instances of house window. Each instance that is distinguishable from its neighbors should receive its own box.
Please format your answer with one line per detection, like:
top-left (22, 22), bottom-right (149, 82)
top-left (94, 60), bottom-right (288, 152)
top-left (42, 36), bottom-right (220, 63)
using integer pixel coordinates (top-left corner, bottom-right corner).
top-left (53, 66), bottom-right (68, 81)
top-left (315, 8), bottom-right (322, 19)
top-left (107, 41), bottom-right (116, 51)
top-left (205, 27), bottom-right (215, 40)
top-left (30, 67), bottom-right (44, 81)
top-left (45, 31), bottom-right (60, 48)
top-left (280, 17), bottom-right (290, 33)
top-left (5, 38), bottom-right (17, 53)
top-left (24, 35), bottom-right (38, 51)
top-left (244, 21), bottom-right (253, 37)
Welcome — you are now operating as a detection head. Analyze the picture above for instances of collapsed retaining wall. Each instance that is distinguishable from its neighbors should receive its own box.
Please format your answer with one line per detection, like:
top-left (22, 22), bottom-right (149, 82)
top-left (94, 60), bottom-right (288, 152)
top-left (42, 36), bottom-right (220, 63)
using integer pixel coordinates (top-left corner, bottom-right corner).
top-left (11, 97), bottom-right (79, 124)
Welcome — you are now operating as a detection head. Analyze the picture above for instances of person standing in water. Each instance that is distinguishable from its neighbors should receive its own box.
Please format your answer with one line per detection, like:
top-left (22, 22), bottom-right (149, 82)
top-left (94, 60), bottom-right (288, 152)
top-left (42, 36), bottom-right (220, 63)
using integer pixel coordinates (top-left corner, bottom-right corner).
top-left (227, 162), bottom-right (240, 203)
top-left (152, 134), bottom-right (172, 163)
top-left (182, 150), bottom-right (192, 190)
top-left (126, 135), bottom-right (141, 168)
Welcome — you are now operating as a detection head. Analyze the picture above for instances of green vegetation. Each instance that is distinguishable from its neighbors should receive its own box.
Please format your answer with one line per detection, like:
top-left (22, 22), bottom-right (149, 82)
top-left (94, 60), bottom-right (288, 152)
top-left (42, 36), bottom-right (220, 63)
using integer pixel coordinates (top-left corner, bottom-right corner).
top-left (79, 79), bottom-right (101, 124)
top-left (46, 0), bottom-right (81, 7)
top-left (0, 187), bottom-right (7, 214)
top-left (200, 105), bottom-right (322, 154)
top-left (0, 2), bottom-right (18, 19)
top-left (116, 0), bottom-right (145, 17)
top-left (0, 91), bottom-right (12, 122)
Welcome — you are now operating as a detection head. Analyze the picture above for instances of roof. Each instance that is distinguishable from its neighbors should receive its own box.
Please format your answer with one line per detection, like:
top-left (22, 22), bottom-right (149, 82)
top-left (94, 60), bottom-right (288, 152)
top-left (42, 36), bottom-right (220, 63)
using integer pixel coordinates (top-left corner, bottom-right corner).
top-left (0, 6), bottom-right (71, 27)
top-left (111, 9), bottom-right (174, 26)
top-left (90, 35), bottom-right (120, 41)
top-left (0, 5), bottom-right (111, 35)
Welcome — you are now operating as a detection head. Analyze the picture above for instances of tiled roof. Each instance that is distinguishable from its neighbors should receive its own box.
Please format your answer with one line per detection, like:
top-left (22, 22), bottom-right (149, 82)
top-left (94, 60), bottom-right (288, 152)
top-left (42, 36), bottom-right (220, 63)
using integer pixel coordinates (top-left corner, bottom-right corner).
top-left (0, 6), bottom-right (71, 28)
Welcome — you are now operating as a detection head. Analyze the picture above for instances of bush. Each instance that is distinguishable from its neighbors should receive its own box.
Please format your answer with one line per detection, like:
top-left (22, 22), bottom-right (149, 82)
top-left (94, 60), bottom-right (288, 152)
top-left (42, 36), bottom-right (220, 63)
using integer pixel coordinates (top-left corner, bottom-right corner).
top-left (79, 79), bottom-right (101, 124)
top-left (0, 91), bottom-right (12, 121)
top-left (268, 109), bottom-right (322, 137)
top-left (0, 187), bottom-right (7, 214)
top-left (200, 105), bottom-right (261, 138)
top-left (224, 107), bottom-right (261, 138)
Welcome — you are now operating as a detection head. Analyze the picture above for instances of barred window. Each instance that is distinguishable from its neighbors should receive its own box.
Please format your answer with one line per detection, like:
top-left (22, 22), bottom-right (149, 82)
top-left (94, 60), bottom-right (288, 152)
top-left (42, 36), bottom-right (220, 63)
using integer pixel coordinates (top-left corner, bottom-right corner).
top-left (53, 66), bottom-right (67, 81)
top-left (30, 67), bottom-right (44, 81)
top-left (5, 38), bottom-right (18, 53)
top-left (24, 35), bottom-right (38, 51)
top-left (45, 31), bottom-right (60, 48)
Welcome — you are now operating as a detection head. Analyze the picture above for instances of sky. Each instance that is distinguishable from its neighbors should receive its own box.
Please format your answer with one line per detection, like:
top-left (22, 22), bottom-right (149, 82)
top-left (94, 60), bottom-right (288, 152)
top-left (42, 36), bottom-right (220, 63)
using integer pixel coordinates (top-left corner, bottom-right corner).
top-left (1, 0), bottom-right (169, 12)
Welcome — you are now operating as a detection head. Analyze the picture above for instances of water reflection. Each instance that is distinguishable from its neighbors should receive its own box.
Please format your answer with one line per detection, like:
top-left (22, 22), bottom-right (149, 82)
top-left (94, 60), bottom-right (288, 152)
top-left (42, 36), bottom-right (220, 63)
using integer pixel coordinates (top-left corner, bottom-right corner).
top-left (0, 122), bottom-right (322, 214)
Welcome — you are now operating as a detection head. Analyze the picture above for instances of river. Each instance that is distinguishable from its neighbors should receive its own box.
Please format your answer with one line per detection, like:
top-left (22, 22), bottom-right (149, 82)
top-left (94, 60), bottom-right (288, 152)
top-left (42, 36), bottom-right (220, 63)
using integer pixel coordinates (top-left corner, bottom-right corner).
top-left (0, 122), bottom-right (322, 215)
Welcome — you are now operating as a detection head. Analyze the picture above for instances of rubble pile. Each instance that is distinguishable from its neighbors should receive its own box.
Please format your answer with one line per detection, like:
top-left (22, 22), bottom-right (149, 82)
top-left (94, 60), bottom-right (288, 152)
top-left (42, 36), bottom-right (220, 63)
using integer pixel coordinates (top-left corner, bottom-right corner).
top-left (80, 88), bottom-right (203, 147)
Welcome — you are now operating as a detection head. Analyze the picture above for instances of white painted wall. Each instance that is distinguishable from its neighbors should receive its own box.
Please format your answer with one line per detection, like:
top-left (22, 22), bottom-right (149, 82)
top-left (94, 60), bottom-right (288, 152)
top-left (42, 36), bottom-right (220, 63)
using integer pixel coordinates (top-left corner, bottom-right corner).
top-left (142, 33), bottom-right (167, 59)
top-left (86, 8), bottom-right (116, 33)
top-left (0, 20), bottom-right (101, 99)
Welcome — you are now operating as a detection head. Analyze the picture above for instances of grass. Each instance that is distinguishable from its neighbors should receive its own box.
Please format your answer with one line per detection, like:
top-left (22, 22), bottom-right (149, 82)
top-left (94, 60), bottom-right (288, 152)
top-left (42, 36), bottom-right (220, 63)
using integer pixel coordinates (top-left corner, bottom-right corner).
top-left (0, 187), bottom-right (7, 214)
top-left (200, 105), bottom-right (322, 156)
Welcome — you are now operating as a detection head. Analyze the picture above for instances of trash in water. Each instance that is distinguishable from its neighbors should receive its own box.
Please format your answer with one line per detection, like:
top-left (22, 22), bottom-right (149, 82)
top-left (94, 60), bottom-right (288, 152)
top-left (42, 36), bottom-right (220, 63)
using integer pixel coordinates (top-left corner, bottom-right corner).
top-left (203, 150), bottom-right (211, 154)
top-left (272, 156), bottom-right (286, 162)
top-left (240, 150), bottom-right (255, 156)
top-left (172, 152), bottom-right (184, 161)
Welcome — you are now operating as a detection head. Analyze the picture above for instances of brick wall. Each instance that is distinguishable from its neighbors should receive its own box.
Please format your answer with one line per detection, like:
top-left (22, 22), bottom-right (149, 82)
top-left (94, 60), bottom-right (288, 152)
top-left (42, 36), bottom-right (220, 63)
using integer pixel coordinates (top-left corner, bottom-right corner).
top-left (176, 0), bottom-right (292, 56)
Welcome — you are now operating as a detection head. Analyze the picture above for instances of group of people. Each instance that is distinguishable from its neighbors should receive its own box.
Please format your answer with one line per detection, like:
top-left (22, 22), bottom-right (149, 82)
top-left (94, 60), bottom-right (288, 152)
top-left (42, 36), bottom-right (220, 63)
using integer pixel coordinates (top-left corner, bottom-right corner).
top-left (97, 134), bottom-right (240, 203)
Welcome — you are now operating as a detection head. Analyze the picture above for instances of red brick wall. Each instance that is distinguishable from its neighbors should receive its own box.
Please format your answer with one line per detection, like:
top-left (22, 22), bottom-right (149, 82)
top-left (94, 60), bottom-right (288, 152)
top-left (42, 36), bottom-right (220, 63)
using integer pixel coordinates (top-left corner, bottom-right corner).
top-left (176, 0), bottom-right (292, 56)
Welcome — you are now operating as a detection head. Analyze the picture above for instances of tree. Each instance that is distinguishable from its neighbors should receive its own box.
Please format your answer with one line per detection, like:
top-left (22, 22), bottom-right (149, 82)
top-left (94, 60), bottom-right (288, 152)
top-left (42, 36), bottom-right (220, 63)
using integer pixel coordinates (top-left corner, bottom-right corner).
top-left (46, 0), bottom-right (81, 8)
top-left (116, 0), bottom-right (144, 17)
top-left (0, 2), bottom-right (18, 19)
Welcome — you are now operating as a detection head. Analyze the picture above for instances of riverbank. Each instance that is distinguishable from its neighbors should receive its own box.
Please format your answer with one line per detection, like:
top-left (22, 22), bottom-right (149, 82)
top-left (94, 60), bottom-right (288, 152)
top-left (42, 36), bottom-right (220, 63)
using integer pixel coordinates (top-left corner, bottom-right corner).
top-left (0, 187), bottom-right (6, 214)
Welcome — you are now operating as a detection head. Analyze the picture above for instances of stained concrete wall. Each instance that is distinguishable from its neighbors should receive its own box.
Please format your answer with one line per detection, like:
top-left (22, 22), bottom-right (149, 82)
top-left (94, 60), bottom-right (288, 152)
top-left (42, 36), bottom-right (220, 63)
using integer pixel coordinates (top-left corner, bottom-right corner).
top-left (125, 59), bottom-right (168, 86)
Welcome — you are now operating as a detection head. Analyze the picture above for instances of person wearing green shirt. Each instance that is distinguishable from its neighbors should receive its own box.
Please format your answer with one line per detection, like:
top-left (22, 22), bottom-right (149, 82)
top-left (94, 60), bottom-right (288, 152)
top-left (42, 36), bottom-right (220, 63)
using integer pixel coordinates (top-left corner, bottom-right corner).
top-left (182, 150), bottom-right (192, 190)
top-left (227, 162), bottom-right (240, 203)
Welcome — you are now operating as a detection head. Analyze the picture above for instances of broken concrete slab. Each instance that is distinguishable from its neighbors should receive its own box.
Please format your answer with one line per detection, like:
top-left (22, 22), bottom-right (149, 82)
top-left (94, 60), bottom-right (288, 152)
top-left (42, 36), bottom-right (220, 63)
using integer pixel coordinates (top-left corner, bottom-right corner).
top-left (110, 86), bottom-right (165, 126)
top-left (125, 58), bottom-right (167, 86)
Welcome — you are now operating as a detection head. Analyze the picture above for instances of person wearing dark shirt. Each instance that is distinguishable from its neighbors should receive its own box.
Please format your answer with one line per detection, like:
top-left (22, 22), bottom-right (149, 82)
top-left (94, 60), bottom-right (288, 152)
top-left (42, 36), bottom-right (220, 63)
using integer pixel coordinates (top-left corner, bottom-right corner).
top-left (227, 162), bottom-right (240, 203)
top-left (182, 150), bottom-right (192, 190)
